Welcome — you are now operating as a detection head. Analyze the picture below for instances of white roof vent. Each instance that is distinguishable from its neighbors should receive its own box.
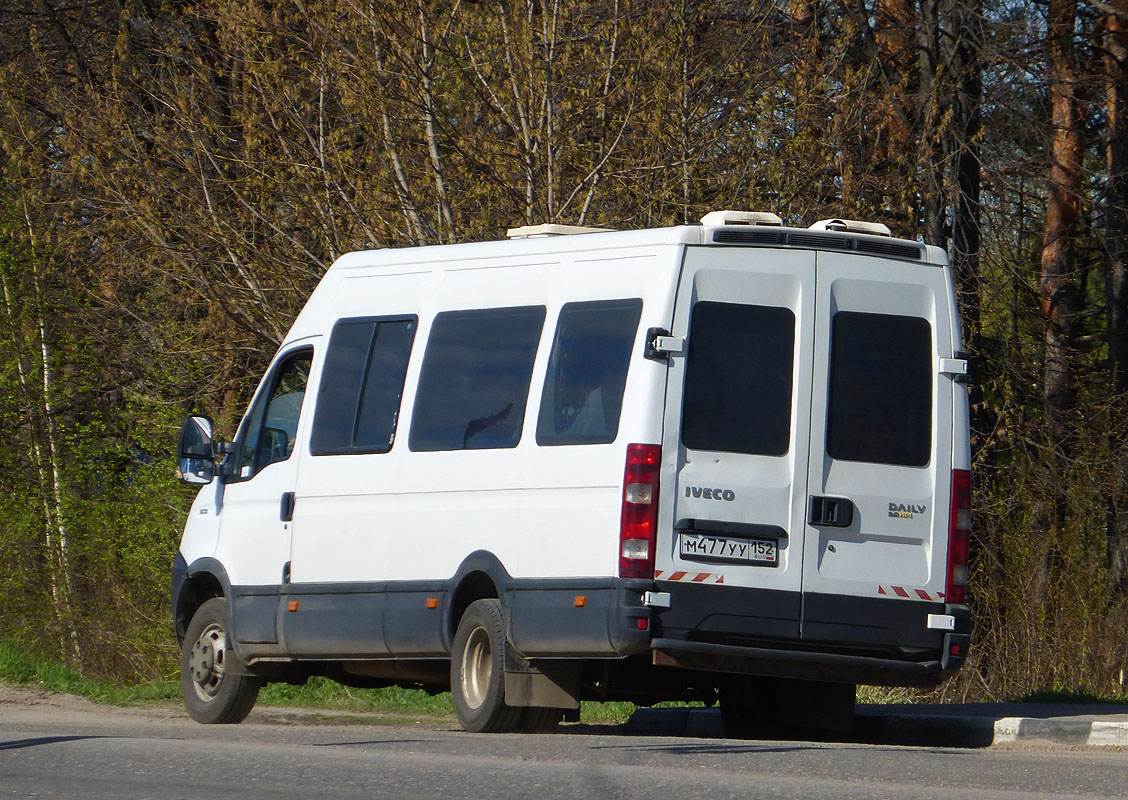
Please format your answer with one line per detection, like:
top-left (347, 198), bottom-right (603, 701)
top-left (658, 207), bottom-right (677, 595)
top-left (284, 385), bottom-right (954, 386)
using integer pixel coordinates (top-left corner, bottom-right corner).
top-left (700, 210), bottom-right (783, 227)
top-left (809, 218), bottom-right (892, 237)
top-left (506, 223), bottom-right (612, 239)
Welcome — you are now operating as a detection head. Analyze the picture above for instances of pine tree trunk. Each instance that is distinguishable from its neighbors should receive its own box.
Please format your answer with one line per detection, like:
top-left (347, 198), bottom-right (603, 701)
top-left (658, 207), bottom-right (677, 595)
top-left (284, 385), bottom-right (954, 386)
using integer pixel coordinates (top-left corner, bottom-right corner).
top-left (1107, 12), bottom-right (1128, 397)
top-left (1040, 0), bottom-right (1084, 435)
top-left (1104, 11), bottom-right (1128, 590)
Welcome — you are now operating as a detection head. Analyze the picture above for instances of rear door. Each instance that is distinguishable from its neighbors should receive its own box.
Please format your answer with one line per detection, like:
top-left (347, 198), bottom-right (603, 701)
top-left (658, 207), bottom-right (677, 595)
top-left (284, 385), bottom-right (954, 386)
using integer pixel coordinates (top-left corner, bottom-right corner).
top-left (800, 251), bottom-right (954, 646)
top-left (657, 244), bottom-right (954, 650)
top-left (656, 246), bottom-right (815, 640)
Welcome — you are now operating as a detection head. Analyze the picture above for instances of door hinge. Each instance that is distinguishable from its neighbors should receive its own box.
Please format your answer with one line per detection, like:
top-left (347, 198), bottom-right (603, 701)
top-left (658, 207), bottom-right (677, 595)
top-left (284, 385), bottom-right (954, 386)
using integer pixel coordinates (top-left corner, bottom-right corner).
top-left (940, 352), bottom-right (970, 384)
top-left (645, 327), bottom-right (685, 361)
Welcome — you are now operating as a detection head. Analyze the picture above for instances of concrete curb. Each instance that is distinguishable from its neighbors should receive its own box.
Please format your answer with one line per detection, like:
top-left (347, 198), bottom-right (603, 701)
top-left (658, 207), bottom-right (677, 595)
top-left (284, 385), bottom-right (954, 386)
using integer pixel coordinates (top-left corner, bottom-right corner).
top-left (626, 706), bottom-right (1128, 748)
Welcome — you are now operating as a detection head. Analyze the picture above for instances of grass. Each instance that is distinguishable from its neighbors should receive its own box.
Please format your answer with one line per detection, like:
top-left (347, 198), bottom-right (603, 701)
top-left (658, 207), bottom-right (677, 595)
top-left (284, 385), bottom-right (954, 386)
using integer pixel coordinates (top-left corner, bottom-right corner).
top-left (0, 639), bottom-right (640, 723)
top-left (1016, 688), bottom-right (1128, 704)
top-left (257, 679), bottom-right (455, 716)
top-left (0, 639), bottom-right (180, 705)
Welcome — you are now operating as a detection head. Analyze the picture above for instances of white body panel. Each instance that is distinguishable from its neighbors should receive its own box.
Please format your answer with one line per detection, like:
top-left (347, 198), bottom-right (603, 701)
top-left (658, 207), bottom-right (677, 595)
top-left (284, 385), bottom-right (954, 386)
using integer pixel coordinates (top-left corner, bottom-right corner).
top-left (287, 239), bottom-right (682, 585)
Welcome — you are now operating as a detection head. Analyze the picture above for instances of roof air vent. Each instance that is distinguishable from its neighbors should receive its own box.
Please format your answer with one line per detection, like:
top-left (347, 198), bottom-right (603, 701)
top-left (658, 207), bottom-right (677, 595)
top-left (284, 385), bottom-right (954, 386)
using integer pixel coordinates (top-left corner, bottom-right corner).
top-left (700, 210), bottom-right (783, 227)
top-left (506, 223), bottom-right (612, 239)
top-left (808, 218), bottom-right (892, 237)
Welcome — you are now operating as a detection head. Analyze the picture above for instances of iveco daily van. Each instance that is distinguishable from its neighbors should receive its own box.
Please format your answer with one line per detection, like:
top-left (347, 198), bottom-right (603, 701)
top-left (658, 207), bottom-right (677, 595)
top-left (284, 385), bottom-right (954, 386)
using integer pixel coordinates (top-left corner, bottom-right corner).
top-left (174, 211), bottom-right (972, 735)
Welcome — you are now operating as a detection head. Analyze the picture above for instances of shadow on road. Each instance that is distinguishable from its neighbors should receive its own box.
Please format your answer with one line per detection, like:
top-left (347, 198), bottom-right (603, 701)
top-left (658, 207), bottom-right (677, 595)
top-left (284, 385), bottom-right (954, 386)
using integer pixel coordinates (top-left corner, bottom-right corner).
top-left (0, 735), bottom-right (105, 751)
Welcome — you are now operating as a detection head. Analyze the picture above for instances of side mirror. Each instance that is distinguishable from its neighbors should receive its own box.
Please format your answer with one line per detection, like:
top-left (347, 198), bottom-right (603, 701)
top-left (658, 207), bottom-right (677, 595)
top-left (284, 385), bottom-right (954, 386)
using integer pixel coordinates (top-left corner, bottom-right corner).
top-left (177, 415), bottom-right (216, 485)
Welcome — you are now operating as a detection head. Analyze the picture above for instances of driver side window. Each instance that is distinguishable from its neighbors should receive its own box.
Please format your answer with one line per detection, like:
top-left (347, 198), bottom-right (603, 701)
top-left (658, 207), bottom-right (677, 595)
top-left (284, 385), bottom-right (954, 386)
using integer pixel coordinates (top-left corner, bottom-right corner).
top-left (230, 349), bottom-right (313, 481)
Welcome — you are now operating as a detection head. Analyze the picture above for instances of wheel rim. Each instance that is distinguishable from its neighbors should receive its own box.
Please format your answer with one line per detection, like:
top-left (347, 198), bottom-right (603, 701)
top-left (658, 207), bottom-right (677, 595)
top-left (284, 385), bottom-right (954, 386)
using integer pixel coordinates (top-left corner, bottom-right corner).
top-left (188, 622), bottom-right (227, 702)
top-left (460, 625), bottom-right (492, 710)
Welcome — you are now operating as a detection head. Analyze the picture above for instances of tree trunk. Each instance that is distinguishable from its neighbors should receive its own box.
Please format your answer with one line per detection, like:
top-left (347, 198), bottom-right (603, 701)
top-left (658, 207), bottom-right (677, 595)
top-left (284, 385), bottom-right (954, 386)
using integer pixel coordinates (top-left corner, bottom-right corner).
top-left (1040, 0), bottom-right (1084, 435)
top-left (1107, 11), bottom-right (1128, 397)
top-left (950, 0), bottom-right (983, 342)
top-left (1103, 10), bottom-right (1128, 589)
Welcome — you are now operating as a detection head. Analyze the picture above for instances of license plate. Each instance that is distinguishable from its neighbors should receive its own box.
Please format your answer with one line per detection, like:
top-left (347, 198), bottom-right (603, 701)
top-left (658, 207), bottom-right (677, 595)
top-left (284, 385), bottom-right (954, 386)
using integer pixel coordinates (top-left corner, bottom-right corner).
top-left (679, 532), bottom-right (778, 566)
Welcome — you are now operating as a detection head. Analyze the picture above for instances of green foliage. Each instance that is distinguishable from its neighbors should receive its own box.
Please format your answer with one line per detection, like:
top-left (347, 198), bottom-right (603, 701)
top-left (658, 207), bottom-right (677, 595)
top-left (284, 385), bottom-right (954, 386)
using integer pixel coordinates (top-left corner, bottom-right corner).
top-left (1017, 688), bottom-right (1128, 705)
top-left (0, 639), bottom-right (179, 704)
top-left (257, 679), bottom-right (455, 716)
top-left (0, 0), bottom-right (1124, 708)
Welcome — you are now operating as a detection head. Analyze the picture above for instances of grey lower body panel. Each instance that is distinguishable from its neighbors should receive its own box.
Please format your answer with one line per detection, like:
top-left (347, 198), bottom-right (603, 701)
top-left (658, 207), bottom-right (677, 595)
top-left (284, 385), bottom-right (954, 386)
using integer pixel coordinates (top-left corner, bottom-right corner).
top-left (229, 577), bottom-right (652, 662)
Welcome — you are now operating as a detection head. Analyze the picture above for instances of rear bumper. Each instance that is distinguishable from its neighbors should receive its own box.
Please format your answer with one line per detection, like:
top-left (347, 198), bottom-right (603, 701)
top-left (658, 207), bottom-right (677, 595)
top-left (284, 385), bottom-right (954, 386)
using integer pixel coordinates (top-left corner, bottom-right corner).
top-left (651, 631), bottom-right (968, 688)
top-left (651, 579), bottom-right (970, 686)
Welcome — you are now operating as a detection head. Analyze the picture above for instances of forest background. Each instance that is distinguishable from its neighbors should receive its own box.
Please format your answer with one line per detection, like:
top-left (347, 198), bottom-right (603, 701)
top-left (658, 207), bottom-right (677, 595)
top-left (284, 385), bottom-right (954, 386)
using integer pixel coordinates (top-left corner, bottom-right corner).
top-left (0, 0), bottom-right (1125, 702)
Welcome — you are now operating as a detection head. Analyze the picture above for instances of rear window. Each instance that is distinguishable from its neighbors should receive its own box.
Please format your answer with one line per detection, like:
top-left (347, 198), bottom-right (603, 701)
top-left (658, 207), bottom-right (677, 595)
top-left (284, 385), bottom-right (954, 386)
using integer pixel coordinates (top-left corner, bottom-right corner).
top-left (826, 312), bottom-right (932, 467)
top-left (537, 299), bottom-right (642, 446)
top-left (681, 301), bottom-right (795, 456)
top-left (409, 306), bottom-right (546, 451)
top-left (311, 317), bottom-right (416, 455)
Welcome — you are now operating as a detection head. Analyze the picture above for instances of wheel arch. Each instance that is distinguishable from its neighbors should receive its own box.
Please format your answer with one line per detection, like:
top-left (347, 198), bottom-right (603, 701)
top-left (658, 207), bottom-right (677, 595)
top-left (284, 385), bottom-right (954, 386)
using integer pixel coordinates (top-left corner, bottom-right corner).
top-left (174, 557), bottom-right (233, 646)
top-left (444, 551), bottom-right (514, 652)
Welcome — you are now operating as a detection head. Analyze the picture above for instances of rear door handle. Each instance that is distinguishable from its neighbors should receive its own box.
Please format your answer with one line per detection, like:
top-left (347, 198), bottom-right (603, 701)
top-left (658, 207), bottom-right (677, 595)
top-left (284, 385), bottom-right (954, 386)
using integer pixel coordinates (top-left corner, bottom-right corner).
top-left (280, 491), bottom-right (295, 522)
top-left (808, 496), bottom-right (854, 527)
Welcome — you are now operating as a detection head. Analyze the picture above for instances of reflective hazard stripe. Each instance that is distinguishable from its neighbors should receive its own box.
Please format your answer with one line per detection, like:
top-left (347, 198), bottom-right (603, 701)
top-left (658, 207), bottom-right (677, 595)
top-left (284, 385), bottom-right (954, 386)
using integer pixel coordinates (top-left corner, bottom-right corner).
top-left (655, 570), bottom-right (725, 584)
top-left (878, 584), bottom-right (944, 601)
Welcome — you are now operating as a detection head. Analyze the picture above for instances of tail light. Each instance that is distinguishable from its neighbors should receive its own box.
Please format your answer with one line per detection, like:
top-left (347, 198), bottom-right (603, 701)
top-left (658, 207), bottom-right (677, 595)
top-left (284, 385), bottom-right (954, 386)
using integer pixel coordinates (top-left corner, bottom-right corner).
top-left (945, 469), bottom-right (972, 604)
top-left (619, 443), bottom-right (661, 579)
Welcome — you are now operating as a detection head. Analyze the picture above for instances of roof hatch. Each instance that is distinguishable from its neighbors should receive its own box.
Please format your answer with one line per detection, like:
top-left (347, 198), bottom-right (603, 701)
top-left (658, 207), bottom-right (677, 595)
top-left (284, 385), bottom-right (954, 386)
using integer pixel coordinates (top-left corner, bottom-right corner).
top-left (700, 210), bottom-right (783, 227)
top-left (808, 218), bottom-right (892, 237)
top-left (506, 223), bottom-right (613, 239)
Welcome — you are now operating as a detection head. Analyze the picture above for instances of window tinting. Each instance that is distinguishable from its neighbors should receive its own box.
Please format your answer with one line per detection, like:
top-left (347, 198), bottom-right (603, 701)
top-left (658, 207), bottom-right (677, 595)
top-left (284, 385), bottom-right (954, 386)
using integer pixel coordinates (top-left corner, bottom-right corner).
top-left (826, 312), bottom-right (932, 467)
top-left (231, 349), bottom-right (312, 480)
top-left (681, 302), bottom-right (795, 456)
top-left (311, 317), bottom-right (416, 455)
top-left (355, 321), bottom-right (416, 449)
top-left (537, 299), bottom-right (642, 446)
top-left (409, 306), bottom-right (546, 451)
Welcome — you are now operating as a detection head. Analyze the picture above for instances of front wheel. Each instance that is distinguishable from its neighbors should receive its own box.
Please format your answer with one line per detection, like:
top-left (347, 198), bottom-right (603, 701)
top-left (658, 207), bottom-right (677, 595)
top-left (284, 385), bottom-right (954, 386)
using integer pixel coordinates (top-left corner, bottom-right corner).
top-left (450, 599), bottom-right (522, 733)
top-left (180, 597), bottom-right (261, 724)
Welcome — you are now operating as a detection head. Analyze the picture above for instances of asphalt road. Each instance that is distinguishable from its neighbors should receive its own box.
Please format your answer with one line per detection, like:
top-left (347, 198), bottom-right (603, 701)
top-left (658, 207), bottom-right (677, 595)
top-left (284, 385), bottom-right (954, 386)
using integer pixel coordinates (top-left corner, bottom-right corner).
top-left (1, 689), bottom-right (1125, 800)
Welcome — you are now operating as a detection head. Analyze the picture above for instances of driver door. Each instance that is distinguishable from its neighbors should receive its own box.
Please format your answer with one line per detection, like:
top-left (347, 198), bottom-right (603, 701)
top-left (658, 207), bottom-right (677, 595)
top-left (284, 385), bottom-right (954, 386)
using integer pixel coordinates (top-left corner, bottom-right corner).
top-left (214, 346), bottom-right (314, 646)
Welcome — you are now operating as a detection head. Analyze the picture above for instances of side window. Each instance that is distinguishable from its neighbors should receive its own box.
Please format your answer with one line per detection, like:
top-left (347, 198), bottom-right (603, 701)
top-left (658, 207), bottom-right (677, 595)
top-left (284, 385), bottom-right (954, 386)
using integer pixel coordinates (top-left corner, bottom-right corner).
top-left (536, 299), bottom-right (642, 446)
top-left (826, 312), bottom-right (932, 467)
top-left (310, 317), bottom-right (416, 455)
top-left (409, 306), bottom-right (546, 452)
top-left (231, 349), bottom-right (312, 481)
top-left (681, 301), bottom-right (795, 456)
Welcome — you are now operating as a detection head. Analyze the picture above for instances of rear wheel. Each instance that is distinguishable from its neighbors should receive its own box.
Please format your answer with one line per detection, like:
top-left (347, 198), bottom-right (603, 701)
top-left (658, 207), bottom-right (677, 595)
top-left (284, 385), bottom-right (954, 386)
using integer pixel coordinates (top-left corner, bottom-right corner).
top-left (180, 597), bottom-right (261, 724)
top-left (719, 683), bottom-right (774, 740)
top-left (721, 678), bottom-right (856, 740)
top-left (516, 706), bottom-right (563, 733)
top-left (451, 599), bottom-right (523, 733)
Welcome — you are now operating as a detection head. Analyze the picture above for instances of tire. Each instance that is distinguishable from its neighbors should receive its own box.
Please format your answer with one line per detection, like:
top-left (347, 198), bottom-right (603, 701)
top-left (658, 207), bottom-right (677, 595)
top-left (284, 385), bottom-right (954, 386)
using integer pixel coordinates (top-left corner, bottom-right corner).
top-left (180, 597), bottom-right (261, 724)
top-left (719, 687), bottom-right (774, 740)
top-left (516, 706), bottom-right (563, 733)
top-left (721, 678), bottom-right (856, 740)
top-left (450, 599), bottom-right (523, 733)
